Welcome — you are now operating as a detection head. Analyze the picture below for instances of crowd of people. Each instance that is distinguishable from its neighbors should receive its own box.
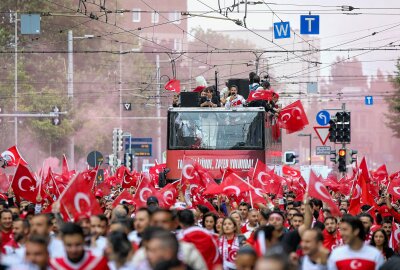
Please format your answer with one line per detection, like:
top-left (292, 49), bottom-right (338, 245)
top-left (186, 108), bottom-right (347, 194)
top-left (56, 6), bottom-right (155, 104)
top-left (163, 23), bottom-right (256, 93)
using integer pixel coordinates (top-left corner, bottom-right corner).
top-left (0, 175), bottom-right (400, 270)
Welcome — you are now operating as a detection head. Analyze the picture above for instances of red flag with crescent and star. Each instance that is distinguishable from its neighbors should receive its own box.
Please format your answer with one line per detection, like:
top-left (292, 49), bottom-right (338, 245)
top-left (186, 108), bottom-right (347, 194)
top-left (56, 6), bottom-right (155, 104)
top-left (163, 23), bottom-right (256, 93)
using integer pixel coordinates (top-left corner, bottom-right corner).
top-left (1, 146), bottom-right (28, 167)
top-left (308, 170), bottom-right (341, 216)
top-left (59, 172), bottom-right (102, 220)
top-left (11, 163), bottom-right (39, 203)
top-left (278, 100), bottom-right (309, 134)
top-left (132, 173), bottom-right (159, 208)
top-left (164, 79), bottom-right (181, 93)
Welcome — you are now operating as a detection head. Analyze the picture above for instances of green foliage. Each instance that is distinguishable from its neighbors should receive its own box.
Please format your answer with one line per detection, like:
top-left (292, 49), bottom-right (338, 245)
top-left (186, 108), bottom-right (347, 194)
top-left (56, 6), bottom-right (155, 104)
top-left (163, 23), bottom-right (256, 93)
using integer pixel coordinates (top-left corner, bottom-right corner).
top-left (386, 60), bottom-right (400, 138)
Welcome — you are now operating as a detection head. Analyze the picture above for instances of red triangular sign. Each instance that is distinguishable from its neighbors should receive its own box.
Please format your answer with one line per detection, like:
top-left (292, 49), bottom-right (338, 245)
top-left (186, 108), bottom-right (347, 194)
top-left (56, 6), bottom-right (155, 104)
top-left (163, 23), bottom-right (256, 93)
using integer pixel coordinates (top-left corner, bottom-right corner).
top-left (313, 126), bottom-right (330, 145)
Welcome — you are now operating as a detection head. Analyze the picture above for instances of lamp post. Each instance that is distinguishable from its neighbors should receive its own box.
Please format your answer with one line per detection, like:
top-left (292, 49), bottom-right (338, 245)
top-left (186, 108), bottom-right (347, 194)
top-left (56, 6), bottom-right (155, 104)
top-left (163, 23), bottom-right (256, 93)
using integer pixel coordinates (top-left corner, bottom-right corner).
top-left (67, 30), bottom-right (94, 167)
top-left (298, 133), bottom-right (312, 166)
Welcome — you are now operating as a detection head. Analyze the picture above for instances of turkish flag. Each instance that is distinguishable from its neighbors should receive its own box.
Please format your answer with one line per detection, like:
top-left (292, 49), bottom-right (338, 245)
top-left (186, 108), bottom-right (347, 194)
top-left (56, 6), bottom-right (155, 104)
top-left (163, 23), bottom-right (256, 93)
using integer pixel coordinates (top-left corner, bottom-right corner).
top-left (390, 171), bottom-right (400, 181)
top-left (192, 193), bottom-right (218, 214)
top-left (0, 170), bottom-right (10, 193)
top-left (164, 79), bottom-right (181, 93)
top-left (389, 221), bottom-right (400, 250)
top-left (1, 146), bottom-right (28, 167)
top-left (59, 172), bottom-right (103, 219)
top-left (371, 165), bottom-right (389, 186)
top-left (159, 181), bottom-right (179, 208)
top-left (202, 181), bottom-right (222, 196)
top-left (12, 163), bottom-right (39, 203)
top-left (121, 168), bottom-right (139, 189)
top-left (359, 157), bottom-right (379, 199)
top-left (388, 177), bottom-right (400, 200)
top-left (132, 174), bottom-right (159, 208)
top-left (278, 100), bottom-right (309, 134)
top-left (112, 189), bottom-right (134, 208)
top-left (149, 163), bottom-right (166, 187)
top-left (247, 90), bottom-right (274, 102)
top-left (308, 171), bottom-right (341, 216)
top-left (220, 171), bottom-right (252, 197)
top-left (61, 154), bottom-right (75, 184)
top-left (252, 162), bottom-right (284, 196)
top-left (96, 180), bottom-right (111, 197)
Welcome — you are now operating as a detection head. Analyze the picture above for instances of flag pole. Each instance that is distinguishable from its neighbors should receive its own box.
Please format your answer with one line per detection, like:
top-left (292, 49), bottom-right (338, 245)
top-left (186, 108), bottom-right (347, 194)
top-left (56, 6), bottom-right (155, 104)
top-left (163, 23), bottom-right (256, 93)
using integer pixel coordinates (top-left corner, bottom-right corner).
top-left (247, 177), bottom-right (254, 209)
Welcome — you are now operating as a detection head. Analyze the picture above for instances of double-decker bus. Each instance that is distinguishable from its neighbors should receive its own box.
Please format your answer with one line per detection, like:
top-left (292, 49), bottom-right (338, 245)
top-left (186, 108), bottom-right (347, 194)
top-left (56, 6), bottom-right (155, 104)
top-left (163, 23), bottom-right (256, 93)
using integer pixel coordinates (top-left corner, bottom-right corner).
top-left (166, 107), bottom-right (282, 181)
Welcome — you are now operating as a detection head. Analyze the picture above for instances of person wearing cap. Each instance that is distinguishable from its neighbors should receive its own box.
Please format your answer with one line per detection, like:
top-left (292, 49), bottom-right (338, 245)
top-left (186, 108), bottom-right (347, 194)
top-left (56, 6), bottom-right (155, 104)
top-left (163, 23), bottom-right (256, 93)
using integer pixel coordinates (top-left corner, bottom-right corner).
top-left (121, 199), bottom-right (136, 218)
top-left (146, 196), bottom-right (159, 208)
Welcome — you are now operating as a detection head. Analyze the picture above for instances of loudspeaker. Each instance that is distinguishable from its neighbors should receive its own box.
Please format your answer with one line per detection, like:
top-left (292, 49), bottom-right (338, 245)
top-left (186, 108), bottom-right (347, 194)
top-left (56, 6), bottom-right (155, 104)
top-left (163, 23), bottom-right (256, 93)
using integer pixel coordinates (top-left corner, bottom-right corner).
top-left (228, 79), bottom-right (250, 99)
top-left (180, 92), bottom-right (200, 107)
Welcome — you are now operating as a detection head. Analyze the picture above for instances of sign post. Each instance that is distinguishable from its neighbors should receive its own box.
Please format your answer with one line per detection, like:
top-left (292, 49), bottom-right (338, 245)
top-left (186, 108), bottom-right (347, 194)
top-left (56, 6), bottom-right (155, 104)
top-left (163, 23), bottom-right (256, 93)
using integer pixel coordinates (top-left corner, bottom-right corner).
top-left (313, 126), bottom-right (330, 145)
top-left (316, 110), bottom-right (330, 126)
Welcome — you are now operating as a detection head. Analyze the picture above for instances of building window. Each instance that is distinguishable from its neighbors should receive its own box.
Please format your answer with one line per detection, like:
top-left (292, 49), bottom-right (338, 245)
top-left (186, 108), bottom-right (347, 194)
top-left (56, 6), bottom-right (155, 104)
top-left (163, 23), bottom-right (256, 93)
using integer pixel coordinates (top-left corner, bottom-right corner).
top-left (151, 11), bottom-right (159, 24)
top-left (174, 38), bottom-right (182, 51)
top-left (132, 8), bottom-right (141, 22)
top-left (169, 11), bottom-right (181, 24)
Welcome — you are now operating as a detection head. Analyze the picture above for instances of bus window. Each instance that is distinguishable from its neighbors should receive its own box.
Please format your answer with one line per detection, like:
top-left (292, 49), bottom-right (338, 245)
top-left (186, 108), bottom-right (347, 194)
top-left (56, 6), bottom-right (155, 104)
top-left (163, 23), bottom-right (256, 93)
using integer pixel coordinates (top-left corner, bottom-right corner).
top-left (168, 111), bottom-right (265, 150)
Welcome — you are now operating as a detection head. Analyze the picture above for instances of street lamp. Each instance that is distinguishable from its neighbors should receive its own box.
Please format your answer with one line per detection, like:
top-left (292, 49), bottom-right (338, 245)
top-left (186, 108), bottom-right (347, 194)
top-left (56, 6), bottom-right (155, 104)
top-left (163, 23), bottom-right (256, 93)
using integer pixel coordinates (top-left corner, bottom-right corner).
top-left (298, 133), bottom-right (312, 166)
top-left (67, 30), bottom-right (94, 167)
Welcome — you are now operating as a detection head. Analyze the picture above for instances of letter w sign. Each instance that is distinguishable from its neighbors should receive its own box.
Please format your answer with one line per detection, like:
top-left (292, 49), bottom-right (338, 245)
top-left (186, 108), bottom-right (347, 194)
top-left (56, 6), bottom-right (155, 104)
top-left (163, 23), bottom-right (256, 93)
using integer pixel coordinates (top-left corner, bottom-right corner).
top-left (273, 22), bottom-right (291, 39)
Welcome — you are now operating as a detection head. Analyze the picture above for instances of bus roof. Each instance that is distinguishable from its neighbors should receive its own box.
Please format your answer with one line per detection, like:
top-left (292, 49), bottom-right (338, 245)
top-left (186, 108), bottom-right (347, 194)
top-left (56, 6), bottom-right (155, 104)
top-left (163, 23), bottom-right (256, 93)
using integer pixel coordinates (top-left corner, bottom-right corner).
top-left (168, 107), bottom-right (265, 112)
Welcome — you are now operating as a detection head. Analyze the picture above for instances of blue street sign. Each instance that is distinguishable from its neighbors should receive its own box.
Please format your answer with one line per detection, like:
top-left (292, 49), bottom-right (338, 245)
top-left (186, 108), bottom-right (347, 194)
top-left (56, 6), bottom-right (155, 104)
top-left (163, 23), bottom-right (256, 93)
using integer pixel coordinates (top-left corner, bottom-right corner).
top-left (365, 96), bottom-right (373, 105)
top-left (21, 14), bottom-right (41, 34)
top-left (273, 22), bottom-right (291, 39)
top-left (124, 137), bottom-right (152, 143)
top-left (300, 15), bottom-right (320, 35)
top-left (316, 110), bottom-right (330, 126)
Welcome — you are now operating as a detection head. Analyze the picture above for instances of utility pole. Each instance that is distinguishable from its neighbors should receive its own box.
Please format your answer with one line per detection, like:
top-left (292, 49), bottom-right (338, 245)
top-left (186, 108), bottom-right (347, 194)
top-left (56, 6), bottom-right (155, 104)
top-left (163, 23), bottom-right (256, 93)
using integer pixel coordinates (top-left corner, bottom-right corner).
top-left (67, 30), bottom-right (93, 167)
top-left (67, 30), bottom-right (74, 167)
top-left (14, 11), bottom-right (18, 145)
top-left (119, 44), bottom-right (123, 129)
top-left (156, 55), bottom-right (162, 163)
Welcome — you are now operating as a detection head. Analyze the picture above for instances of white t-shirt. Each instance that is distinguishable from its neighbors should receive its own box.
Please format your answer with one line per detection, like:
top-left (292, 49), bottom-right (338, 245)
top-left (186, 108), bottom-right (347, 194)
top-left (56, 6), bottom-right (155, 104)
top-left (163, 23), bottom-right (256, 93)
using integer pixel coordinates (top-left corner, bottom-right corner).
top-left (225, 95), bottom-right (246, 109)
top-left (302, 255), bottom-right (327, 270)
top-left (327, 244), bottom-right (384, 270)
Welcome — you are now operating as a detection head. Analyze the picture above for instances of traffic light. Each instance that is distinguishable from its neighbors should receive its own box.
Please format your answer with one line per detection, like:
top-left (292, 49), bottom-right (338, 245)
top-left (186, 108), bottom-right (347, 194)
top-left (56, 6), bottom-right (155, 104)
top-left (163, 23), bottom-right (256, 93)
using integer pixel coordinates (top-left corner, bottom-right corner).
top-left (117, 129), bottom-right (124, 152)
top-left (112, 129), bottom-right (118, 153)
top-left (328, 119), bottom-right (337, 142)
top-left (330, 150), bottom-right (337, 163)
top-left (51, 106), bottom-right (61, 126)
top-left (348, 149), bottom-right (358, 164)
top-left (124, 153), bottom-right (133, 171)
top-left (342, 112), bottom-right (351, 143)
top-left (338, 148), bottom-right (347, 172)
top-left (334, 111), bottom-right (351, 143)
top-left (283, 151), bottom-right (298, 165)
top-left (108, 154), bottom-right (115, 166)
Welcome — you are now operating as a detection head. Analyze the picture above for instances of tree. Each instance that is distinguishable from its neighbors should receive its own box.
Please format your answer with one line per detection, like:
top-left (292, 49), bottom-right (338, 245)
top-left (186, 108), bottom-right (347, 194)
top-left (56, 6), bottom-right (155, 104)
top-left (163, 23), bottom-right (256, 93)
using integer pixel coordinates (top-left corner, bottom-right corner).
top-left (386, 60), bottom-right (400, 138)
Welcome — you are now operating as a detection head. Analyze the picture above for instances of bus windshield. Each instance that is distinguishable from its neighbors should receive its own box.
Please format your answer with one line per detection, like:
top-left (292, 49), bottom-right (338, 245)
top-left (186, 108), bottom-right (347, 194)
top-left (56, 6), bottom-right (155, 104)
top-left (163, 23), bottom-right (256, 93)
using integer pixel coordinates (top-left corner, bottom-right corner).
top-left (168, 110), bottom-right (265, 150)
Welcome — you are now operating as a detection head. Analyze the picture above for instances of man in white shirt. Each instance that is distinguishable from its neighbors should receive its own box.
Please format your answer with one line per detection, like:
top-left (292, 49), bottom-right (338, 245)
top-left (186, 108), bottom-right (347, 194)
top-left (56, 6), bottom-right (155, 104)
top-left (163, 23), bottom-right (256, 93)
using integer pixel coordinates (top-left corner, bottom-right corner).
top-left (300, 229), bottom-right (329, 270)
top-left (327, 215), bottom-right (384, 270)
top-left (225, 85), bottom-right (246, 109)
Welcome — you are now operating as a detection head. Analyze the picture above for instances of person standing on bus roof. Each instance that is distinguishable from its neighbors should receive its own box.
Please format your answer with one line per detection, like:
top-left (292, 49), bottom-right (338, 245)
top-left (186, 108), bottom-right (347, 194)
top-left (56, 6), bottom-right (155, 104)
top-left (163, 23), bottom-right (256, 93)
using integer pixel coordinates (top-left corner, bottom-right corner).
top-left (199, 87), bottom-right (220, 108)
top-left (225, 85), bottom-right (246, 109)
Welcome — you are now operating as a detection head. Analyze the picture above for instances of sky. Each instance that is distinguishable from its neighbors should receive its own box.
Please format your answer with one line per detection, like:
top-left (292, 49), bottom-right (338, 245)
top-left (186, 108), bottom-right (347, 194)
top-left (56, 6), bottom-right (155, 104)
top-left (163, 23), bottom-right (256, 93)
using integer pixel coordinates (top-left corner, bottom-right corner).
top-left (187, 0), bottom-right (400, 79)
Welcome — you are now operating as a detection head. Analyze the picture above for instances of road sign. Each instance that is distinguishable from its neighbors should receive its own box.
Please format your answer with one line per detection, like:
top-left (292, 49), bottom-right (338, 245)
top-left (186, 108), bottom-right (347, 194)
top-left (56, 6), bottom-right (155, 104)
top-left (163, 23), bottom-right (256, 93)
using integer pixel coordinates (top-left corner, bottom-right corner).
top-left (300, 15), bottom-right (320, 34)
top-left (128, 144), bottom-right (152, 157)
top-left (316, 110), bottom-right (330, 126)
top-left (87, 151), bottom-right (103, 167)
top-left (21, 14), bottom-right (41, 34)
top-left (316, 146), bottom-right (331, 155)
top-left (125, 137), bottom-right (152, 143)
top-left (365, 96), bottom-right (373, 105)
top-left (314, 126), bottom-right (330, 145)
top-left (123, 103), bottom-right (132, 111)
top-left (273, 21), bottom-right (291, 39)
